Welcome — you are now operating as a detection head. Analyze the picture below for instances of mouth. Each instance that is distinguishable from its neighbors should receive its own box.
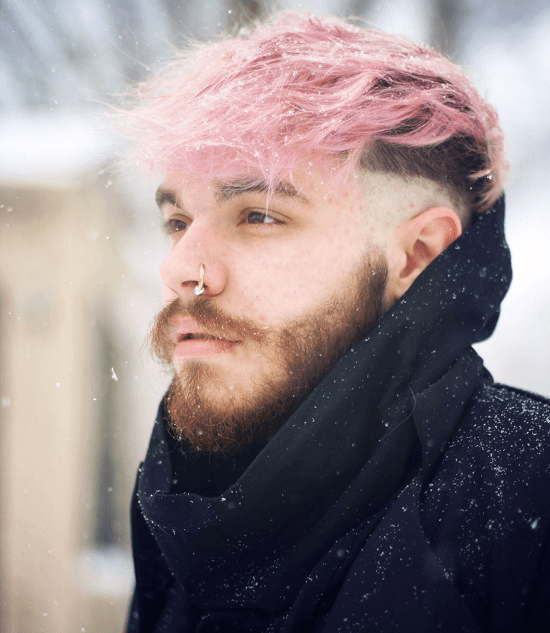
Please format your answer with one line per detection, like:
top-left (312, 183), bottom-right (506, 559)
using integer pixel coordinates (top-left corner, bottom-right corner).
top-left (170, 317), bottom-right (240, 360)
top-left (173, 327), bottom-right (240, 360)
top-left (181, 332), bottom-right (211, 341)
top-left (178, 332), bottom-right (236, 343)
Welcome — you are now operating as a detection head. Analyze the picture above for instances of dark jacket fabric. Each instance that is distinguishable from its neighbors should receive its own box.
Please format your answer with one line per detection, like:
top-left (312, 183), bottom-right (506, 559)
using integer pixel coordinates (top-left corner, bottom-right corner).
top-left (127, 197), bottom-right (550, 632)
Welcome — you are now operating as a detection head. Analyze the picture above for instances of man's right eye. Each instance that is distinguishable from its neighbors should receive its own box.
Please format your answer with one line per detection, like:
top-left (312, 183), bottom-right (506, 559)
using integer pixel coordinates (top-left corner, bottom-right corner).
top-left (162, 218), bottom-right (189, 235)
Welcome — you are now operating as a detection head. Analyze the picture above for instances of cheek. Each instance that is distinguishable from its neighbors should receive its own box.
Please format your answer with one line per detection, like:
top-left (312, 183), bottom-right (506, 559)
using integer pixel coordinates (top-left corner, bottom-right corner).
top-left (241, 256), bottom-right (305, 306)
top-left (236, 242), bottom-right (352, 322)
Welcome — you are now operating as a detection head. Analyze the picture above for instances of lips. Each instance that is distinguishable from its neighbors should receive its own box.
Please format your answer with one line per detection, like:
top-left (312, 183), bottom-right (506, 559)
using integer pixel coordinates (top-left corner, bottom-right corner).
top-left (174, 336), bottom-right (238, 359)
top-left (171, 316), bottom-right (230, 342)
top-left (171, 316), bottom-right (239, 359)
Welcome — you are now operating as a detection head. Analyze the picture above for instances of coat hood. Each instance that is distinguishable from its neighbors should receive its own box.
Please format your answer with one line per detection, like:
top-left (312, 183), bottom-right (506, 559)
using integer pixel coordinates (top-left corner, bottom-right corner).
top-left (136, 196), bottom-right (512, 619)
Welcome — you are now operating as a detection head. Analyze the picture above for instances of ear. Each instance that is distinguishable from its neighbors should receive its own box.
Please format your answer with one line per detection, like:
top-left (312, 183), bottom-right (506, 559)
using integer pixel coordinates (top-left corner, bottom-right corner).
top-left (386, 206), bottom-right (462, 302)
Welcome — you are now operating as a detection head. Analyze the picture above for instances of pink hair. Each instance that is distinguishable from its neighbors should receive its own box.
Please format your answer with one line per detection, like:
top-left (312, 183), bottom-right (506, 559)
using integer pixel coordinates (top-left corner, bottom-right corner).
top-left (116, 12), bottom-right (508, 213)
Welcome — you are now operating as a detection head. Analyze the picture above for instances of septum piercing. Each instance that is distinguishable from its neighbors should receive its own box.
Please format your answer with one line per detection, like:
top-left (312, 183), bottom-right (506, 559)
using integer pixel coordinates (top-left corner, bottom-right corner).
top-left (194, 263), bottom-right (206, 296)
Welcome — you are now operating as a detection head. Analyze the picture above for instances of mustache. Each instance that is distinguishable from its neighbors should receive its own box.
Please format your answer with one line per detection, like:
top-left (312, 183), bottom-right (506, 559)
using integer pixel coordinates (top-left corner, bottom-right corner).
top-left (149, 296), bottom-right (269, 364)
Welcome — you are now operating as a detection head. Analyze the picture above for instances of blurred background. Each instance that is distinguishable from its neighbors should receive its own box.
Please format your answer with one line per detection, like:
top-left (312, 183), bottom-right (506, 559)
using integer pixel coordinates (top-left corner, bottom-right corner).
top-left (1, 0), bottom-right (549, 631)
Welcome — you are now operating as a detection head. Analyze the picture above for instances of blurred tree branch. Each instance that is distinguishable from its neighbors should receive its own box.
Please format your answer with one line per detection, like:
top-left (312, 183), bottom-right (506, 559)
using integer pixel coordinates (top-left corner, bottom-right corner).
top-left (226, 0), bottom-right (266, 29)
top-left (429, 0), bottom-right (464, 58)
top-left (342, 0), bottom-right (375, 19)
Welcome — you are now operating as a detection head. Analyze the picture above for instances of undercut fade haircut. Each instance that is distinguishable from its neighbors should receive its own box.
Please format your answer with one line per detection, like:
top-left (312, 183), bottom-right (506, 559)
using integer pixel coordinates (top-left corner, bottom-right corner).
top-left (115, 12), bottom-right (508, 215)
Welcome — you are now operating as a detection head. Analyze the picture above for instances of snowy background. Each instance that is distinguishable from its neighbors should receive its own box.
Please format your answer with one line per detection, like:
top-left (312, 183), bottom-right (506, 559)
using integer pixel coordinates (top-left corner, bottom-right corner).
top-left (1, 0), bottom-right (549, 631)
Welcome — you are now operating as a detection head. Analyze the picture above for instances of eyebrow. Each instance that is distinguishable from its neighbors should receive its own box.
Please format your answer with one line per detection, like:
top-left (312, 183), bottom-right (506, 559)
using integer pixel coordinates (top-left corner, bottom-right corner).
top-left (155, 178), bottom-right (310, 213)
top-left (155, 186), bottom-right (180, 210)
top-left (215, 178), bottom-right (309, 204)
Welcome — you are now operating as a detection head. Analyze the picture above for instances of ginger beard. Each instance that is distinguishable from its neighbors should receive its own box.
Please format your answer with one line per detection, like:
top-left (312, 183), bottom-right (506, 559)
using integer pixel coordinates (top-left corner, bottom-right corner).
top-left (150, 250), bottom-right (389, 457)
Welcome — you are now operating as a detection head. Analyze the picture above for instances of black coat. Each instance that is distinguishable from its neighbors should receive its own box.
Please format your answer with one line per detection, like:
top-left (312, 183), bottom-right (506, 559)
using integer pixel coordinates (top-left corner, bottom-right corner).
top-left (127, 197), bottom-right (550, 632)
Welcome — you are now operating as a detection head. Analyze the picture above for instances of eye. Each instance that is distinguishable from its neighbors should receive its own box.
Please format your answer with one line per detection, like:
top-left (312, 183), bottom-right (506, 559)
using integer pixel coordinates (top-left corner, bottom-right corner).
top-left (242, 210), bottom-right (282, 225)
top-left (162, 218), bottom-right (189, 236)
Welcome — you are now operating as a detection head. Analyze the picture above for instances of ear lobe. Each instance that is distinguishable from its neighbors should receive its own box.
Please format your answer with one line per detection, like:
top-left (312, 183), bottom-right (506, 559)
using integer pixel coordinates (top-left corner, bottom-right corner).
top-left (389, 206), bottom-right (462, 301)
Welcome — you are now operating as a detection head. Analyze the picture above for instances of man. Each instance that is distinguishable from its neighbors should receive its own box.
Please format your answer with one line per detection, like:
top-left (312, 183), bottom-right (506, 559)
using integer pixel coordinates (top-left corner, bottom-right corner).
top-left (121, 12), bottom-right (550, 632)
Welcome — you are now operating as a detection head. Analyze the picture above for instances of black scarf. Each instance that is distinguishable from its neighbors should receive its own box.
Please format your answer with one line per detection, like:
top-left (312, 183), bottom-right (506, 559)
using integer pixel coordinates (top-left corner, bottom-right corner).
top-left (134, 197), bottom-right (511, 630)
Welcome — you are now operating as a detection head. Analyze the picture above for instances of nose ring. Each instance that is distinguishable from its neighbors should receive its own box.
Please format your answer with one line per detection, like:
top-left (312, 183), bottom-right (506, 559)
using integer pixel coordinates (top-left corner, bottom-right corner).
top-left (194, 263), bottom-right (206, 296)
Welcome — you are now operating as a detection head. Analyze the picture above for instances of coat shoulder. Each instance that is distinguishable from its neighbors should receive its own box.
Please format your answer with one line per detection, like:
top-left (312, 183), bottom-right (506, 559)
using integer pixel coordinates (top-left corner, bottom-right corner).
top-left (417, 380), bottom-right (550, 630)
top-left (424, 379), bottom-right (550, 529)
top-left (463, 381), bottom-right (550, 462)
top-left (476, 381), bottom-right (550, 417)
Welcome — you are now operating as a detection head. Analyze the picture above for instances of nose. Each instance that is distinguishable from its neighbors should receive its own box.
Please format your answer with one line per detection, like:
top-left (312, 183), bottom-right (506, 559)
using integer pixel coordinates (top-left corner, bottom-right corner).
top-left (160, 225), bottom-right (228, 302)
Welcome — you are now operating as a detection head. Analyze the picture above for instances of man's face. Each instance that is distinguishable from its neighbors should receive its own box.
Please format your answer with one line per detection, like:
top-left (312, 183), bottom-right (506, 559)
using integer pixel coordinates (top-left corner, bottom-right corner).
top-left (152, 168), bottom-right (393, 455)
